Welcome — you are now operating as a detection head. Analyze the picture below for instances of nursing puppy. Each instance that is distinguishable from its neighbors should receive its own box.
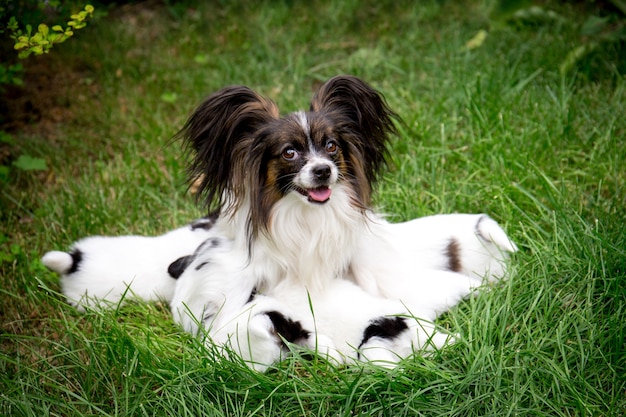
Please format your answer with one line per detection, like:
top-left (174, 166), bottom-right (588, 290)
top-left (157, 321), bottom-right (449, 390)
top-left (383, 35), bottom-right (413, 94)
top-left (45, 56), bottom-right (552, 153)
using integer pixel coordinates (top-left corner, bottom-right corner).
top-left (43, 75), bottom-right (516, 370)
top-left (42, 216), bottom-right (216, 310)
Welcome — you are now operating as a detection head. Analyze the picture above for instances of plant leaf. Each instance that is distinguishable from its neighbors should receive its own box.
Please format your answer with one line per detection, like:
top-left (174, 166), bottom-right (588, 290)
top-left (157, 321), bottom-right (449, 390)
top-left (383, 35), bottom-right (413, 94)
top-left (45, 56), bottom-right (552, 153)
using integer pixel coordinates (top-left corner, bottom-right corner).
top-left (160, 92), bottom-right (178, 103)
top-left (13, 155), bottom-right (48, 171)
top-left (465, 29), bottom-right (488, 50)
top-left (194, 54), bottom-right (209, 64)
top-left (581, 15), bottom-right (609, 36)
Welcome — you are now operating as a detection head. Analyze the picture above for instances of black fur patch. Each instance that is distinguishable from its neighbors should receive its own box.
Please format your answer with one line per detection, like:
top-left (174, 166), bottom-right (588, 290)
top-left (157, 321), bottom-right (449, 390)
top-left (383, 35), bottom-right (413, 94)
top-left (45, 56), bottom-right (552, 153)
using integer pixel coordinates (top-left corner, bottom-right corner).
top-left (190, 212), bottom-right (219, 230)
top-left (446, 238), bottom-right (462, 273)
top-left (168, 255), bottom-right (194, 279)
top-left (265, 311), bottom-right (310, 346)
top-left (203, 312), bottom-right (215, 325)
top-left (359, 316), bottom-right (408, 348)
top-left (195, 261), bottom-right (210, 271)
top-left (195, 237), bottom-right (222, 254)
top-left (68, 249), bottom-right (83, 274)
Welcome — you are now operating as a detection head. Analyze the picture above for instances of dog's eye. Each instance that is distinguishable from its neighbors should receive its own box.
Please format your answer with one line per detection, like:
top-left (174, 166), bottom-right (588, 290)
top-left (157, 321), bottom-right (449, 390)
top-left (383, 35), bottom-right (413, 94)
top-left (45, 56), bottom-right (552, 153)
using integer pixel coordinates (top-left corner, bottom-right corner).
top-left (325, 141), bottom-right (338, 155)
top-left (282, 148), bottom-right (299, 161)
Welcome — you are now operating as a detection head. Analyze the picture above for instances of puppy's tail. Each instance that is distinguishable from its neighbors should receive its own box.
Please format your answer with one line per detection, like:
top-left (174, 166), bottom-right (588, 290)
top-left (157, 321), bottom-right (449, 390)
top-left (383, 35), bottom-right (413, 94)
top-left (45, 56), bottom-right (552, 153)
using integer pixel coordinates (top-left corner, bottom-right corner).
top-left (42, 249), bottom-right (82, 275)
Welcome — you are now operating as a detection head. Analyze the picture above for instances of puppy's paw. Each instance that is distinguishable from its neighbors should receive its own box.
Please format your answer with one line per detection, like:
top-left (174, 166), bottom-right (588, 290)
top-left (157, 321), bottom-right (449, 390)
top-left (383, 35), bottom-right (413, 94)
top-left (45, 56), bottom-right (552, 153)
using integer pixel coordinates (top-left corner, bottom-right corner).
top-left (41, 250), bottom-right (76, 275)
top-left (358, 337), bottom-right (403, 367)
top-left (303, 333), bottom-right (344, 366)
top-left (232, 313), bottom-right (284, 372)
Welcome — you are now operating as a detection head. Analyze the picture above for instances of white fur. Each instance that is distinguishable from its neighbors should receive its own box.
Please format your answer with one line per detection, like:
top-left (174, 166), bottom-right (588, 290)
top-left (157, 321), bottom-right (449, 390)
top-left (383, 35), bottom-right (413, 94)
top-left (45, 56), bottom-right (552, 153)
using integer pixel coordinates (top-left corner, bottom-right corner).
top-left (294, 110), bottom-right (310, 137)
top-left (41, 251), bottom-right (74, 273)
top-left (251, 183), bottom-right (364, 292)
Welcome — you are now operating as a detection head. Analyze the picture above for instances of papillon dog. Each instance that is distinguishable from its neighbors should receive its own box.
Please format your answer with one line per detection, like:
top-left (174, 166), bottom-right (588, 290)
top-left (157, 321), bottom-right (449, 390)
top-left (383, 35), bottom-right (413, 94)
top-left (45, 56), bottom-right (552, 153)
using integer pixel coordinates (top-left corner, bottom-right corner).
top-left (43, 75), bottom-right (516, 370)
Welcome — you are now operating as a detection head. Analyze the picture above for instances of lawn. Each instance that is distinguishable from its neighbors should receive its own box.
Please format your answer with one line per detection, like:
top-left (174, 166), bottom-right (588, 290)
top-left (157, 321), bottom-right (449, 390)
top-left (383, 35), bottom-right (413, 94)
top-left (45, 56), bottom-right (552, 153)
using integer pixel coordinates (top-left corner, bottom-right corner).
top-left (1, 0), bottom-right (625, 415)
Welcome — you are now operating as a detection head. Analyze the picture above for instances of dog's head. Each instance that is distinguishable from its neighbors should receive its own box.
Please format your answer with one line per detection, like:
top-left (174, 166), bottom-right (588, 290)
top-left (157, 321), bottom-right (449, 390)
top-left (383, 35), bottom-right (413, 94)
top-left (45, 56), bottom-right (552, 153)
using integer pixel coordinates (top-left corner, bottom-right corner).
top-left (178, 75), bottom-right (398, 238)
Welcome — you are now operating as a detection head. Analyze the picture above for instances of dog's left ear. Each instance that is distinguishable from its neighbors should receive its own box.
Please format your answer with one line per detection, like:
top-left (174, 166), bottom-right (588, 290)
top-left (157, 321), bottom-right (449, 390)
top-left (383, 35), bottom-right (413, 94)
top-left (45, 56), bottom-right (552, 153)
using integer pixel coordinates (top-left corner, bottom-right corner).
top-left (310, 75), bottom-right (399, 183)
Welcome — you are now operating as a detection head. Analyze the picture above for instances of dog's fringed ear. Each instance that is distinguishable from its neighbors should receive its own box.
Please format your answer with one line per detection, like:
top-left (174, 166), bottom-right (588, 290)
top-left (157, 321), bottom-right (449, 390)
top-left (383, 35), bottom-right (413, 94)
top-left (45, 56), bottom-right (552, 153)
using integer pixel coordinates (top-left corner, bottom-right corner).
top-left (310, 75), bottom-right (399, 184)
top-left (177, 86), bottom-right (279, 213)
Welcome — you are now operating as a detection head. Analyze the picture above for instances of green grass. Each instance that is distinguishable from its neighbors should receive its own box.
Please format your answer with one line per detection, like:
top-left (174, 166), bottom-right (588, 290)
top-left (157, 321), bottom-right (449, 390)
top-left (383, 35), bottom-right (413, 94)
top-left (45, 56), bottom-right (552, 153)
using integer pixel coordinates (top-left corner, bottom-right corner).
top-left (1, 0), bottom-right (625, 415)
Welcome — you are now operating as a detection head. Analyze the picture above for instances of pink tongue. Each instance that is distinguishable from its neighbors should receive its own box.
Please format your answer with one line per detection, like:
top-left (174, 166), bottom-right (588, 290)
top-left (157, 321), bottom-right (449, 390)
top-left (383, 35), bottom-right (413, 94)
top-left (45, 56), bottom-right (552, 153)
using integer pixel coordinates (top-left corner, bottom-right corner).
top-left (308, 187), bottom-right (332, 202)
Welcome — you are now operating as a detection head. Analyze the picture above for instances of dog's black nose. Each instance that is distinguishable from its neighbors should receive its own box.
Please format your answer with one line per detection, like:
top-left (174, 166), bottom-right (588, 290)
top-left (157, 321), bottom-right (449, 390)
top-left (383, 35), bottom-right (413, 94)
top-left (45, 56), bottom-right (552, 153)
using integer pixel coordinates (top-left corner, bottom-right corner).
top-left (313, 165), bottom-right (331, 181)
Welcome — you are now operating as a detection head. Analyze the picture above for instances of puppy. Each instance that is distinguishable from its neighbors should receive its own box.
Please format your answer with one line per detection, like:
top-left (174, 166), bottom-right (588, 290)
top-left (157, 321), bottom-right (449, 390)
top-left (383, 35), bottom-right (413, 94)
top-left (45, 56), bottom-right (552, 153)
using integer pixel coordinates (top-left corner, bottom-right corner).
top-left (42, 216), bottom-right (216, 310)
top-left (42, 75), bottom-right (516, 369)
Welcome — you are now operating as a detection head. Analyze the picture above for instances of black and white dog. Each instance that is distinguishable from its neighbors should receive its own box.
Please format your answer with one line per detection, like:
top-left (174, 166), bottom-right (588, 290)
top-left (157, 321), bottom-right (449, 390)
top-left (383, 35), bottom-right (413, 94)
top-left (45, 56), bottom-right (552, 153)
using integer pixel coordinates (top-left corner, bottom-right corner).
top-left (43, 76), bottom-right (516, 371)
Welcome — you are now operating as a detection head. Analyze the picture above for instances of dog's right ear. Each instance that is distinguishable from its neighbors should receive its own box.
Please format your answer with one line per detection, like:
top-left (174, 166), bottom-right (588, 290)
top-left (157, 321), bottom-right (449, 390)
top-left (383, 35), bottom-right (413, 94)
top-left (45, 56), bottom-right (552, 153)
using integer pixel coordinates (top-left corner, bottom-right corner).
top-left (310, 75), bottom-right (399, 189)
top-left (177, 86), bottom-right (279, 213)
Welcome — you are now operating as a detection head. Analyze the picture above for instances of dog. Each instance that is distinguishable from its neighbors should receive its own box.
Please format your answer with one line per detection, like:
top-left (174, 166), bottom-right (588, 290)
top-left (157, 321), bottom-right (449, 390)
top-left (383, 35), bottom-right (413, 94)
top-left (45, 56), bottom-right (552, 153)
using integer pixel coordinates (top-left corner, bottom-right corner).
top-left (42, 75), bottom-right (516, 370)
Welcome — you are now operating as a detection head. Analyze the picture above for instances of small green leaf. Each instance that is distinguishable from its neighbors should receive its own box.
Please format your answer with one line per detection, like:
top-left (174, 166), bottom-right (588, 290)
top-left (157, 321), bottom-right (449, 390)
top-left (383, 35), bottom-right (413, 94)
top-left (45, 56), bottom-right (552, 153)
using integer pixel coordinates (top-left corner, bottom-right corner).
top-left (13, 155), bottom-right (48, 171)
top-left (194, 54), bottom-right (210, 64)
top-left (465, 29), bottom-right (488, 50)
top-left (582, 15), bottom-right (610, 36)
top-left (0, 166), bottom-right (9, 183)
top-left (560, 42), bottom-right (599, 75)
top-left (7, 16), bottom-right (18, 31)
top-left (0, 132), bottom-right (14, 144)
top-left (160, 92), bottom-right (178, 103)
top-left (38, 23), bottom-right (49, 36)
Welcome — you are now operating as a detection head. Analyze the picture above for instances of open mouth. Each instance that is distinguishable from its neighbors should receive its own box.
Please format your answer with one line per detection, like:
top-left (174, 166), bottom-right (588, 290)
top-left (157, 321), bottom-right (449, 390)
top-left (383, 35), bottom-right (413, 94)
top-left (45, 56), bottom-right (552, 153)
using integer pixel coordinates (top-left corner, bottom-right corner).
top-left (294, 186), bottom-right (332, 204)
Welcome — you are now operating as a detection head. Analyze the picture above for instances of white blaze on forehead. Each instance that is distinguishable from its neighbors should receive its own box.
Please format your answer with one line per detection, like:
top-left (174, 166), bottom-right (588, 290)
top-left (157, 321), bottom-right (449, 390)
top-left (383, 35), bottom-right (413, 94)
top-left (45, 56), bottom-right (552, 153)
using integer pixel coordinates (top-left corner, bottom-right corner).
top-left (294, 111), bottom-right (312, 145)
